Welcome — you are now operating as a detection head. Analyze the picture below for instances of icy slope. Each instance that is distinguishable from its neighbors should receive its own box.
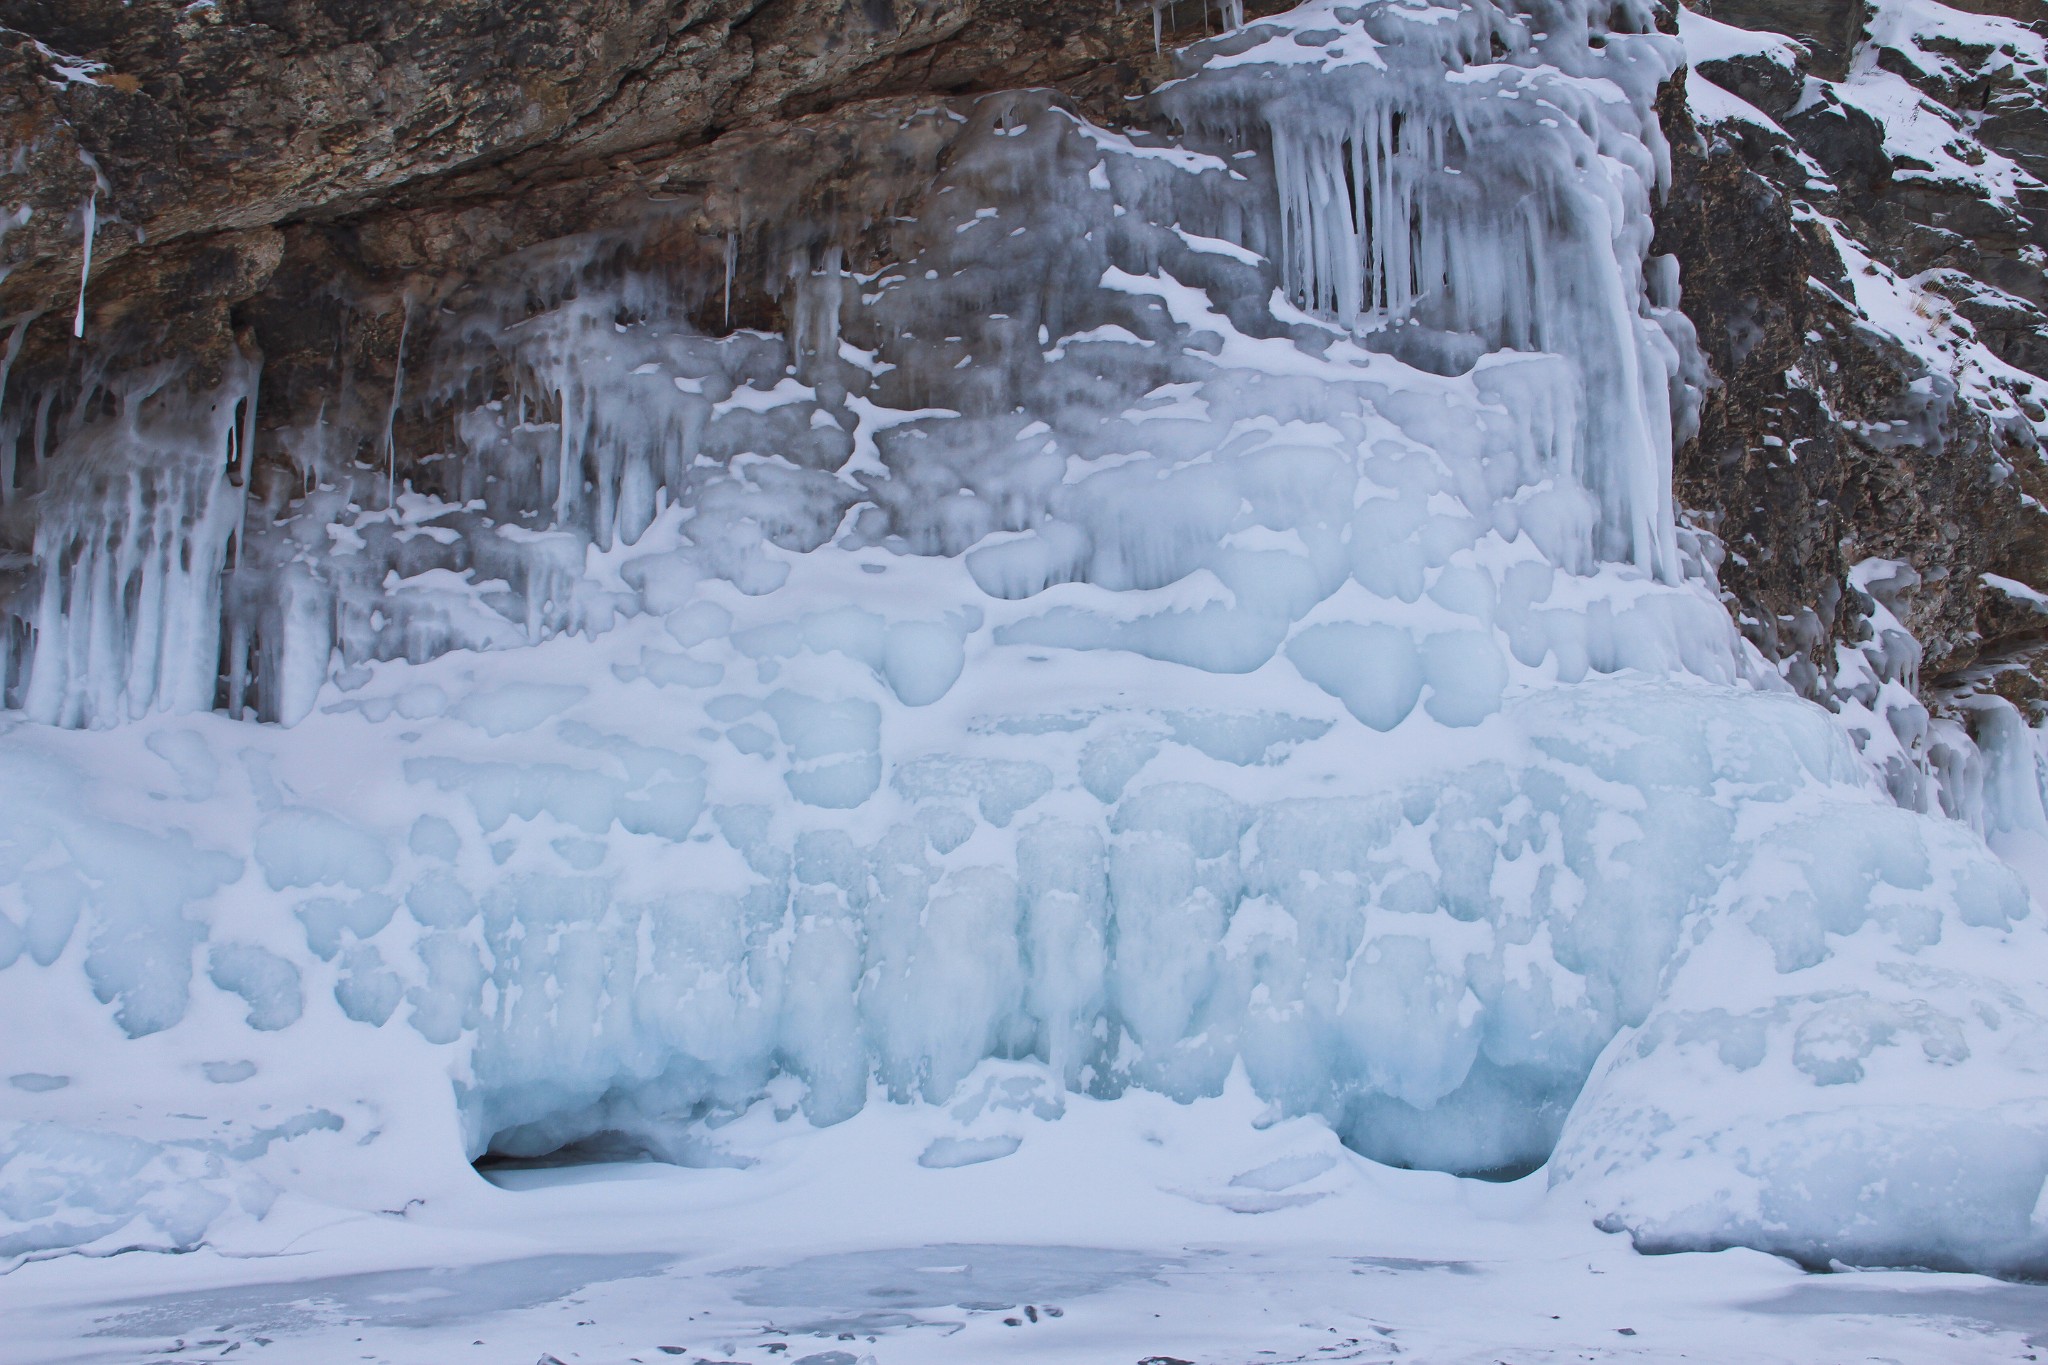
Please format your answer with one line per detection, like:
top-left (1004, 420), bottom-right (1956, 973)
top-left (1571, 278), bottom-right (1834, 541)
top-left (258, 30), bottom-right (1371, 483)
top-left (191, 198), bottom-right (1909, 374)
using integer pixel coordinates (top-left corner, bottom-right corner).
top-left (3, 0), bottom-right (2048, 1281)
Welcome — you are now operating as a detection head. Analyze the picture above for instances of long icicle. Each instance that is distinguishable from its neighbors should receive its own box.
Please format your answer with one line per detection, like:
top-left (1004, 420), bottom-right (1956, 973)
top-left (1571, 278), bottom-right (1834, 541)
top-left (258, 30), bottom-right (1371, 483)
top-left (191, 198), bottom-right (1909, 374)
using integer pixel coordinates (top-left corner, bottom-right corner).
top-left (72, 190), bottom-right (96, 339)
top-left (0, 312), bottom-right (36, 504)
top-left (723, 231), bottom-right (738, 329)
top-left (382, 296), bottom-right (412, 509)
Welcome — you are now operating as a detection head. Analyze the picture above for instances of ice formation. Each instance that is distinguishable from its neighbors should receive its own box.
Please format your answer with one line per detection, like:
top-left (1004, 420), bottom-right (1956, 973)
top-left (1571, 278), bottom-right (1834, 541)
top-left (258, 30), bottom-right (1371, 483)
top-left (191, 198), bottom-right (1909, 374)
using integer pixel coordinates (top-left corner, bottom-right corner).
top-left (4, 0), bottom-right (2048, 1283)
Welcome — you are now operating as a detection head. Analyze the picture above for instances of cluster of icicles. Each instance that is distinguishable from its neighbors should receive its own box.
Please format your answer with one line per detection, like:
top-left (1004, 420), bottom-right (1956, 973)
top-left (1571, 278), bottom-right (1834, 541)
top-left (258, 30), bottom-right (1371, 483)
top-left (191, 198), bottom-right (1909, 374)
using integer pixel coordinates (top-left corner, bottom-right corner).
top-left (0, 0), bottom-right (1696, 734)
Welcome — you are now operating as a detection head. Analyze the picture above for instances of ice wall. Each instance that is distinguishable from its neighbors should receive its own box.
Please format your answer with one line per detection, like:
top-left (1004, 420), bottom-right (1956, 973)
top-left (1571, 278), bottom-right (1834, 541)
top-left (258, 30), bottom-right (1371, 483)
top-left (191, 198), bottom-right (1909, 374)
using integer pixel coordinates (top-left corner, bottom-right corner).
top-left (3, 0), bottom-right (2048, 1282)
top-left (5, 646), bottom-right (2045, 1274)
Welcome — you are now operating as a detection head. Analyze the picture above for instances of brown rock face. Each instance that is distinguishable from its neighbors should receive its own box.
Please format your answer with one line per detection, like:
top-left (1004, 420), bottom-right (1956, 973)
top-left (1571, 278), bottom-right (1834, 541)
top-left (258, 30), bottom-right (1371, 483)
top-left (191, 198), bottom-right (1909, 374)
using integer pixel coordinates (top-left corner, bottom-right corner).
top-left (1, 0), bottom-right (1162, 286)
top-left (1695, 0), bottom-right (1869, 75)
top-left (1665, 0), bottom-right (2048, 732)
top-left (1659, 89), bottom-right (2039, 679)
top-left (0, 0), bottom-right (1243, 386)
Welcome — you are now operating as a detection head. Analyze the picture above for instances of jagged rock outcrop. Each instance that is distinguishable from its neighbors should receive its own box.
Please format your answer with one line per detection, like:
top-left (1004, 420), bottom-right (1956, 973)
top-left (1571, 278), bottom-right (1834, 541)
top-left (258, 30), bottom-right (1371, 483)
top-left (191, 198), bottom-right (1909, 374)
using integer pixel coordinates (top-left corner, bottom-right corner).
top-left (1660, 0), bottom-right (2048, 748)
top-left (0, 0), bottom-right (1222, 388)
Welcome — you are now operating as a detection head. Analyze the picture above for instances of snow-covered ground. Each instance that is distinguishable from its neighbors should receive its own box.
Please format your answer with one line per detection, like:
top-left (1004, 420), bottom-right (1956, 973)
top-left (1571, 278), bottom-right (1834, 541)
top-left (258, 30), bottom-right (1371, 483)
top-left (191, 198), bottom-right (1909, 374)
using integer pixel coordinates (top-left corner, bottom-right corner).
top-left (9, 1080), bottom-right (2048, 1365)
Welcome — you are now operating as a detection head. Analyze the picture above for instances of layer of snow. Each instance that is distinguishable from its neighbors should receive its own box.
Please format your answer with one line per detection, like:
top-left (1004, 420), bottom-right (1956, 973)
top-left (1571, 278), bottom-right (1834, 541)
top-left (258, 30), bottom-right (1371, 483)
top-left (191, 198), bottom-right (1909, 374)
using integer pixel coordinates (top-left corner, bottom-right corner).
top-left (1678, 7), bottom-right (1806, 70)
top-left (1833, 68), bottom-right (2038, 209)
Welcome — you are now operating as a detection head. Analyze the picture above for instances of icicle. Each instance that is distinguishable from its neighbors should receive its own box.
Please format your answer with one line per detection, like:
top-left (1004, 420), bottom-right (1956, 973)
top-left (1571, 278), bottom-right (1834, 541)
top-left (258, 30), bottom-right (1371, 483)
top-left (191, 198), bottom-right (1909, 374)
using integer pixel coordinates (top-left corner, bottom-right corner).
top-left (17, 356), bottom-right (254, 727)
top-left (230, 359), bottom-right (261, 569)
top-left (792, 246), bottom-right (845, 379)
top-left (1152, 0), bottom-right (1163, 51)
top-left (555, 380), bottom-right (577, 532)
top-left (382, 296), bottom-right (411, 509)
top-left (723, 231), bottom-right (738, 329)
top-left (70, 150), bottom-right (110, 340)
top-left (0, 314), bottom-right (34, 423)
top-left (31, 388), bottom-right (53, 469)
top-left (0, 204), bottom-right (30, 263)
top-left (0, 312), bottom-right (35, 503)
top-left (72, 192), bottom-right (95, 339)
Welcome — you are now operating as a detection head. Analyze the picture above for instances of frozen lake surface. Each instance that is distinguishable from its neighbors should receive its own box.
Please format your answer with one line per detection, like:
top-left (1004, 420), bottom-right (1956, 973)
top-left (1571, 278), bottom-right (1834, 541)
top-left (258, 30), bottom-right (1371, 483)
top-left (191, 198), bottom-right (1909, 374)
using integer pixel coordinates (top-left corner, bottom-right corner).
top-left (7, 1089), bottom-right (2046, 1365)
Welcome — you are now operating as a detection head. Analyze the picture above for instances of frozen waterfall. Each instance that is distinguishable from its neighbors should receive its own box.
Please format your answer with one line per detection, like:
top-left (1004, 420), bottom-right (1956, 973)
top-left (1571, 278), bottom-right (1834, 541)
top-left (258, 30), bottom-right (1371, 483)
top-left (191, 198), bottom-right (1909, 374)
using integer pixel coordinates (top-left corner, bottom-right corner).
top-left (4, 0), bottom-right (2048, 1284)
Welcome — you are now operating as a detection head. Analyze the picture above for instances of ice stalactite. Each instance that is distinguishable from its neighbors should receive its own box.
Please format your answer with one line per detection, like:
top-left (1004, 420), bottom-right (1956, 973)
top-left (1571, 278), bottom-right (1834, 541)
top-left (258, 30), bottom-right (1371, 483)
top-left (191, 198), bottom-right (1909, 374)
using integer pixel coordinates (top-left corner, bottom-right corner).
top-left (70, 195), bottom-right (94, 341)
top-left (0, 313), bottom-right (34, 504)
top-left (0, 203), bottom-right (31, 269)
top-left (70, 152), bottom-right (109, 341)
top-left (790, 246), bottom-right (847, 383)
top-left (382, 297), bottom-right (412, 510)
top-left (1159, 0), bottom-right (1687, 580)
top-left (444, 285), bottom-right (833, 558)
top-left (11, 357), bottom-right (256, 727)
top-left (723, 229), bottom-right (738, 329)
